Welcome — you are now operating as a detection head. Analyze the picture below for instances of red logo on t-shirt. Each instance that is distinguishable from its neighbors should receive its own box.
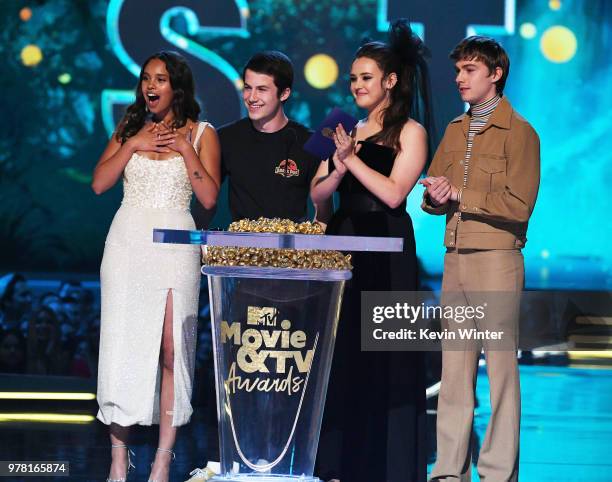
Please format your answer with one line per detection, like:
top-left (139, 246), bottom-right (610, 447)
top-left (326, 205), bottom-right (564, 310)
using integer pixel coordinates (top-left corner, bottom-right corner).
top-left (274, 159), bottom-right (300, 178)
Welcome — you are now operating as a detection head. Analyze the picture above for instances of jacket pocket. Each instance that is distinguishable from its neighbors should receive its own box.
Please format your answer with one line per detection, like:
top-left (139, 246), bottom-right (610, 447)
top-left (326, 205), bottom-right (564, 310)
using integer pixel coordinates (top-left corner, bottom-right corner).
top-left (476, 156), bottom-right (506, 191)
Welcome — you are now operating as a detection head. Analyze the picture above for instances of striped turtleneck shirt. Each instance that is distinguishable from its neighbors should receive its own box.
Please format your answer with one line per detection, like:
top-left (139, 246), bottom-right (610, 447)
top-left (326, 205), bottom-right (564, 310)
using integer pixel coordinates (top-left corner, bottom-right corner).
top-left (462, 94), bottom-right (502, 189)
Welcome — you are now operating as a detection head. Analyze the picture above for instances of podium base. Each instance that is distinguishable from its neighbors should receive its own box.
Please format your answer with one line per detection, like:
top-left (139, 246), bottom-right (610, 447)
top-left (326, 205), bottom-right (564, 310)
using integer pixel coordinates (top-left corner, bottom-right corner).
top-left (210, 476), bottom-right (320, 482)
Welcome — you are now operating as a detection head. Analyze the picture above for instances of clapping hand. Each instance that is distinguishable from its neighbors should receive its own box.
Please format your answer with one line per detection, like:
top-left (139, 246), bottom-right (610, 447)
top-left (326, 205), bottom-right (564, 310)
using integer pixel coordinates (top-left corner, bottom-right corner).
top-left (331, 123), bottom-right (361, 175)
top-left (419, 176), bottom-right (459, 206)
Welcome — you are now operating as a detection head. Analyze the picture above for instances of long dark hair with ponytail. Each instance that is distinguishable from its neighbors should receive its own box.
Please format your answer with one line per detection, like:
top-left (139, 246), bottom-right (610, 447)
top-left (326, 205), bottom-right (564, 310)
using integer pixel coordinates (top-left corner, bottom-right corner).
top-left (115, 51), bottom-right (201, 144)
top-left (355, 19), bottom-right (433, 153)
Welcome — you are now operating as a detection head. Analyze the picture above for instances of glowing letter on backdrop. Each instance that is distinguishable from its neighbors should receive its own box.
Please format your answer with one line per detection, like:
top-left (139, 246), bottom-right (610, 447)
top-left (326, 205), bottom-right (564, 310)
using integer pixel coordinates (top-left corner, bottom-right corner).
top-left (102, 0), bottom-right (249, 136)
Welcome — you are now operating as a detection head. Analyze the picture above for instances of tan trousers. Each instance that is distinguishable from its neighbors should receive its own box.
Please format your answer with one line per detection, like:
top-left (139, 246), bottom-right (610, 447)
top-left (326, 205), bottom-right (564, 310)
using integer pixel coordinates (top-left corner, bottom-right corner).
top-left (430, 249), bottom-right (523, 482)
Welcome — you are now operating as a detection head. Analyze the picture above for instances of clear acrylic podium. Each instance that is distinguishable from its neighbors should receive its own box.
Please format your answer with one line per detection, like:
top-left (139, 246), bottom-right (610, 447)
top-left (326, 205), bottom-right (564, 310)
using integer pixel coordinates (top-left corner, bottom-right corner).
top-left (154, 229), bottom-right (402, 482)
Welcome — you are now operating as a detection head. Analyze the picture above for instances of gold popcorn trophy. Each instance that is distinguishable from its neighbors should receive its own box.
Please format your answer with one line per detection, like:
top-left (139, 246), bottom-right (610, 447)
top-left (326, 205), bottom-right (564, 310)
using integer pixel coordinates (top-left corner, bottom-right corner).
top-left (154, 218), bottom-right (402, 482)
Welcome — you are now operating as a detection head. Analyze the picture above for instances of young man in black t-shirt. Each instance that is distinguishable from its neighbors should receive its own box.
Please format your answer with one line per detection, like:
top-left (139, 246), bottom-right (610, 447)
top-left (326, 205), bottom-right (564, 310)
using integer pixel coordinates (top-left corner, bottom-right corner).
top-left (186, 51), bottom-right (328, 482)
top-left (221, 50), bottom-right (325, 223)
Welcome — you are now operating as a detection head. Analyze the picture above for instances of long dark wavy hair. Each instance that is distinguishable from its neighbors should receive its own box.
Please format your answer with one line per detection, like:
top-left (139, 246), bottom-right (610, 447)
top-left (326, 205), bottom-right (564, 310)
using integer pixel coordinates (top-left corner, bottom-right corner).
top-left (356, 19), bottom-right (434, 153)
top-left (116, 51), bottom-right (201, 143)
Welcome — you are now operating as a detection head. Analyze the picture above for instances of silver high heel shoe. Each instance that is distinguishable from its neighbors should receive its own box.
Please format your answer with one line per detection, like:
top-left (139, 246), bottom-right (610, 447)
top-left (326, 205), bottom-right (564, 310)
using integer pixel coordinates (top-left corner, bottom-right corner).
top-left (106, 444), bottom-right (135, 482)
top-left (148, 447), bottom-right (175, 482)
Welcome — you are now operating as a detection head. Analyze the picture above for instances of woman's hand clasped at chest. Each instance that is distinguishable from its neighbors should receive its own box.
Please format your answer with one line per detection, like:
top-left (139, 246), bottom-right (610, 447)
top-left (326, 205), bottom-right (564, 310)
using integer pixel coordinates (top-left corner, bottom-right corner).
top-left (156, 122), bottom-right (196, 158)
top-left (126, 122), bottom-right (177, 154)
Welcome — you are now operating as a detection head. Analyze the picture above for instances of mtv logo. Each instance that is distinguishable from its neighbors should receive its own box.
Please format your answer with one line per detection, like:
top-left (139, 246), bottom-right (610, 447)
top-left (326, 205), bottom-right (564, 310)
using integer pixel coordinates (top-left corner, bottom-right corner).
top-left (247, 306), bottom-right (278, 326)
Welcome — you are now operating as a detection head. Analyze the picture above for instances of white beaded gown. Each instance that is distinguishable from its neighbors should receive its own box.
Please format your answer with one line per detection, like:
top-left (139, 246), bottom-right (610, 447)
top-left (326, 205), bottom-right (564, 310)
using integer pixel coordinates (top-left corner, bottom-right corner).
top-left (97, 122), bottom-right (209, 427)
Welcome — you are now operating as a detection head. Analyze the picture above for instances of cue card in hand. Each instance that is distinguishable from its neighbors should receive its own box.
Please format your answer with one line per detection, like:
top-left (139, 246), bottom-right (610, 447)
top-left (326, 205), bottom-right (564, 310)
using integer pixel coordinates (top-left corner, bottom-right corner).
top-left (304, 107), bottom-right (359, 160)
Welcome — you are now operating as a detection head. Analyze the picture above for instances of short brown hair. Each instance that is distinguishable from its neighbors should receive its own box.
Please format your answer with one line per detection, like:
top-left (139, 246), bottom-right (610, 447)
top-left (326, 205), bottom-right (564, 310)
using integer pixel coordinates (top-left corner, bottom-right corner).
top-left (243, 51), bottom-right (294, 96)
top-left (450, 36), bottom-right (510, 93)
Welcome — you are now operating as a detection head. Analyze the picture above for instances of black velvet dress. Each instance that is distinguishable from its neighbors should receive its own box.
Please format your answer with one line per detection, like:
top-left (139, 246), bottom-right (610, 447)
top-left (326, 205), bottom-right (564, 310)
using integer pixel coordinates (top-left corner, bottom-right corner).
top-left (316, 141), bottom-right (427, 482)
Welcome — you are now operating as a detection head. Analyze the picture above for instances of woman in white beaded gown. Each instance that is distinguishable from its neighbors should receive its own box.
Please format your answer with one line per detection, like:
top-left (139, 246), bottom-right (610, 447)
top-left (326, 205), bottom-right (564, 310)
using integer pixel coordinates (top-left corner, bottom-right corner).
top-left (92, 51), bottom-right (220, 482)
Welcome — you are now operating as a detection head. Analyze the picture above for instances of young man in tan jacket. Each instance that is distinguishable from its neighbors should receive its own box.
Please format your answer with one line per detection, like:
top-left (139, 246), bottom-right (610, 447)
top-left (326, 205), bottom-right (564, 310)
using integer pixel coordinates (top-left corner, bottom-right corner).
top-left (421, 37), bottom-right (540, 481)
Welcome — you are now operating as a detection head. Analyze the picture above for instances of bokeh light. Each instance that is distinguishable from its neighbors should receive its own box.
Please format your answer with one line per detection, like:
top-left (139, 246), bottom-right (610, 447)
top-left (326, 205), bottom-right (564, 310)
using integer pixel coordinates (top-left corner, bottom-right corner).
top-left (540, 25), bottom-right (577, 63)
top-left (304, 54), bottom-right (338, 89)
top-left (19, 7), bottom-right (32, 22)
top-left (549, 0), bottom-right (562, 11)
top-left (20, 44), bottom-right (43, 67)
top-left (58, 73), bottom-right (72, 84)
top-left (520, 22), bottom-right (537, 39)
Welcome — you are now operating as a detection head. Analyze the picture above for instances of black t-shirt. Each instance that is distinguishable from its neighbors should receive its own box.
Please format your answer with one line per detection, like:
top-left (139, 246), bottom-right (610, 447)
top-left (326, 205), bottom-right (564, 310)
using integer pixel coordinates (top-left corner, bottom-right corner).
top-left (218, 118), bottom-right (321, 222)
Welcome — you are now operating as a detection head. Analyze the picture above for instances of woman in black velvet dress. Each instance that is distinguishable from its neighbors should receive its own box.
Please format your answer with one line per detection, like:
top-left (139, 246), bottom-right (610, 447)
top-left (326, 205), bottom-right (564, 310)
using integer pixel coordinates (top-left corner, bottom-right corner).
top-left (311, 19), bottom-right (433, 482)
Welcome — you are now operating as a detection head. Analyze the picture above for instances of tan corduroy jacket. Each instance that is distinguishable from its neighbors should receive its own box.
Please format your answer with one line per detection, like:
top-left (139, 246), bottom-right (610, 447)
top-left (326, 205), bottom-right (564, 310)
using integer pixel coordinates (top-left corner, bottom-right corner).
top-left (422, 96), bottom-right (540, 249)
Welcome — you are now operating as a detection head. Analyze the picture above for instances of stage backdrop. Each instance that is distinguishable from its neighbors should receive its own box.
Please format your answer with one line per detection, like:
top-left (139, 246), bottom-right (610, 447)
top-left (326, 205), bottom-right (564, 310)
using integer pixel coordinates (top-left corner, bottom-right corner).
top-left (1, 0), bottom-right (610, 288)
